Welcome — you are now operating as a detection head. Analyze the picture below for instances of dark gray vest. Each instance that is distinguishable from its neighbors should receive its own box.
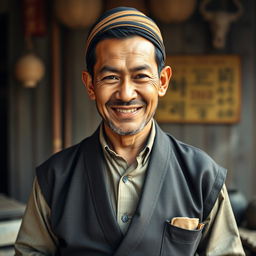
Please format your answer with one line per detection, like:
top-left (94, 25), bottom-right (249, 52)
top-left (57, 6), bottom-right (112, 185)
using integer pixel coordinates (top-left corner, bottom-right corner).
top-left (37, 124), bottom-right (226, 256)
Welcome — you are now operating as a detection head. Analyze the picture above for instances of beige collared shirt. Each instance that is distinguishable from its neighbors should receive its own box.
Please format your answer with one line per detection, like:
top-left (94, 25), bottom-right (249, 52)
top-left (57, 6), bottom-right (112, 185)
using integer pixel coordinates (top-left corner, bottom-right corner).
top-left (99, 122), bottom-right (155, 233)
top-left (15, 122), bottom-right (245, 255)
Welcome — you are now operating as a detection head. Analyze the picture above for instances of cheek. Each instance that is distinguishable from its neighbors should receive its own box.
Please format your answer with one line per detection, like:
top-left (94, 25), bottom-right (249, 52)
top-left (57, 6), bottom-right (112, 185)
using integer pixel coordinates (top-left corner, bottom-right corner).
top-left (151, 79), bottom-right (160, 91)
top-left (145, 77), bottom-right (160, 91)
top-left (142, 81), bottom-right (160, 102)
top-left (95, 87), bottom-right (112, 108)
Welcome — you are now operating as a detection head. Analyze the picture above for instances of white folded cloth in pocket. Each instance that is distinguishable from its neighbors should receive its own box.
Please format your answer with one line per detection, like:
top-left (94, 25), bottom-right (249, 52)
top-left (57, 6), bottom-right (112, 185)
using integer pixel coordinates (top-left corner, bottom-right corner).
top-left (170, 217), bottom-right (204, 230)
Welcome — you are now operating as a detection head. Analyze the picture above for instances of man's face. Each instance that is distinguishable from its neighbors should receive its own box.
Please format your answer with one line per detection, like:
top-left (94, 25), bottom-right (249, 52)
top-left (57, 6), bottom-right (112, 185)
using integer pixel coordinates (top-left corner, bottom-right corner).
top-left (83, 36), bottom-right (171, 136)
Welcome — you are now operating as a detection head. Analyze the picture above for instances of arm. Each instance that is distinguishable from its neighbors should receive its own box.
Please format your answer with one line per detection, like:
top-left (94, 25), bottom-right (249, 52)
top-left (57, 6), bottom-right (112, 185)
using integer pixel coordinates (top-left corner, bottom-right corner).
top-left (14, 178), bottom-right (58, 255)
top-left (197, 185), bottom-right (245, 256)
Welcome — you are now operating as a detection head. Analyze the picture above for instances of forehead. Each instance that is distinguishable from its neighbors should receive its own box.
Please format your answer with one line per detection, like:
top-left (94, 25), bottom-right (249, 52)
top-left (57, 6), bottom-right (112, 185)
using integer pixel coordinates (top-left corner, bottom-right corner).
top-left (94, 36), bottom-right (156, 67)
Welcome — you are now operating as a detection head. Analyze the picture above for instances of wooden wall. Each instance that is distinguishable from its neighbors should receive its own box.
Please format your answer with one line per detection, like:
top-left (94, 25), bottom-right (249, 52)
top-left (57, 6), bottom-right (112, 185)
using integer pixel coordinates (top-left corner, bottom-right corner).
top-left (6, 0), bottom-right (256, 202)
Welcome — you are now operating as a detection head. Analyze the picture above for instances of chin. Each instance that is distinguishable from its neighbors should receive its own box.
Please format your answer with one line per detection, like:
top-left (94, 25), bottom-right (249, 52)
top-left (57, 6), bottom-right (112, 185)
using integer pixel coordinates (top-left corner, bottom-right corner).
top-left (107, 120), bottom-right (148, 136)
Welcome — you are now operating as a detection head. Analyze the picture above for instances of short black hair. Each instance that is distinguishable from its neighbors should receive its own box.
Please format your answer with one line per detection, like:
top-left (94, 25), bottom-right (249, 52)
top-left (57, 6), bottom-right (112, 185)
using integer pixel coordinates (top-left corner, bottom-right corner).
top-left (85, 27), bottom-right (165, 78)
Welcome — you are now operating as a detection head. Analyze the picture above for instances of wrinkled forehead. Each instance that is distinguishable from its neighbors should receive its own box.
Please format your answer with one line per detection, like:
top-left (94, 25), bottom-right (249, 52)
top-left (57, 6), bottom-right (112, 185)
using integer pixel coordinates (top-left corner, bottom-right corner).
top-left (96, 36), bottom-right (155, 55)
top-left (94, 36), bottom-right (157, 68)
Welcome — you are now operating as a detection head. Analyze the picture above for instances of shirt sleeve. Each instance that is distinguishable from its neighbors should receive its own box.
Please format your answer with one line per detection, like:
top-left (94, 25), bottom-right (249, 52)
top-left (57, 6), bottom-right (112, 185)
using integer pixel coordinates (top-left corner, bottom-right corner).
top-left (14, 177), bottom-right (58, 255)
top-left (197, 184), bottom-right (245, 256)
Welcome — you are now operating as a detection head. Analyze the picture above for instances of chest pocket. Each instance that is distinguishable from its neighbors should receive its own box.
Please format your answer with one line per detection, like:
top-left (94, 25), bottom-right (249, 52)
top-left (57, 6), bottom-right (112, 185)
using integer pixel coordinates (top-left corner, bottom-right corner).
top-left (160, 221), bottom-right (203, 256)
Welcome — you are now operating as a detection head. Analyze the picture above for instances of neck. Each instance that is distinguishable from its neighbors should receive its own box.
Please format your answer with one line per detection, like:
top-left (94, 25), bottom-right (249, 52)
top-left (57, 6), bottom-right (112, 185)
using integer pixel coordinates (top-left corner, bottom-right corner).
top-left (104, 120), bottom-right (153, 165)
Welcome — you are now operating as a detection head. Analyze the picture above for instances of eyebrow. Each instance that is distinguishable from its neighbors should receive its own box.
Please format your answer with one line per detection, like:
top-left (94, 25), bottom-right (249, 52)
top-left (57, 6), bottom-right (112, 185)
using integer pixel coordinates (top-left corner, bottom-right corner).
top-left (99, 64), bottom-right (151, 74)
top-left (99, 66), bottom-right (120, 74)
top-left (129, 64), bottom-right (151, 73)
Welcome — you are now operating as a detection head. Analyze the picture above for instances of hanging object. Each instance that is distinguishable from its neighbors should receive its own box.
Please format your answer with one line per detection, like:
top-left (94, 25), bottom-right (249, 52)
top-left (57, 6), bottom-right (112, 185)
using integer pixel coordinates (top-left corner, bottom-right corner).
top-left (15, 0), bottom-right (46, 88)
top-left (149, 0), bottom-right (196, 23)
top-left (54, 0), bottom-right (103, 28)
top-left (106, 0), bottom-right (147, 14)
top-left (22, 0), bottom-right (47, 37)
top-left (200, 0), bottom-right (243, 49)
top-left (15, 53), bottom-right (45, 88)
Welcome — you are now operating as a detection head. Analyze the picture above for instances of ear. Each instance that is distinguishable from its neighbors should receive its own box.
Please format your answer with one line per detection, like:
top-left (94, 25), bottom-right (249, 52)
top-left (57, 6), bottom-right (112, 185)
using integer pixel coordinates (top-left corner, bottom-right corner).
top-left (158, 66), bottom-right (172, 97)
top-left (82, 70), bottom-right (96, 100)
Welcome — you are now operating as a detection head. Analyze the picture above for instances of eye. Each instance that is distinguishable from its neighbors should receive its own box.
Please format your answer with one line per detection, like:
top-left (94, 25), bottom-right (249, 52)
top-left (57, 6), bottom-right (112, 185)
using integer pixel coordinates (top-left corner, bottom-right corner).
top-left (102, 75), bottom-right (119, 81)
top-left (134, 74), bottom-right (150, 80)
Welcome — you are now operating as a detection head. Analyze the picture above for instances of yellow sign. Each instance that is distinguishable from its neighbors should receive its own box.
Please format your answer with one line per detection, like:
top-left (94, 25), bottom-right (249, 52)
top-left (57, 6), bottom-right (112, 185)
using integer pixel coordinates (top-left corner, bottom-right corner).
top-left (156, 55), bottom-right (241, 124)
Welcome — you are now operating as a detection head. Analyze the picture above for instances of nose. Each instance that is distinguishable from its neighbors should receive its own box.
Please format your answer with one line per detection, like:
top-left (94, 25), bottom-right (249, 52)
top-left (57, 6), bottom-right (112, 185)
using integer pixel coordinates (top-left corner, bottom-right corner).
top-left (116, 78), bottom-right (137, 102)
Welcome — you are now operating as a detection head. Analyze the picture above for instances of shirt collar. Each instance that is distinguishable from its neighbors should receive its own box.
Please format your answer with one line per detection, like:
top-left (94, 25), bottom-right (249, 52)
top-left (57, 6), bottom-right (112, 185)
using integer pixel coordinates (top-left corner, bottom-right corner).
top-left (99, 120), bottom-right (156, 165)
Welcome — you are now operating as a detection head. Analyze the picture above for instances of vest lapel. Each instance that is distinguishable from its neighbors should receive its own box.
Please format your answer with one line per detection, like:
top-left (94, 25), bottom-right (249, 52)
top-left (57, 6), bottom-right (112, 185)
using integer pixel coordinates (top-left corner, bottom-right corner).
top-left (114, 124), bottom-right (172, 256)
top-left (83, 128), bottom-right (123, 250)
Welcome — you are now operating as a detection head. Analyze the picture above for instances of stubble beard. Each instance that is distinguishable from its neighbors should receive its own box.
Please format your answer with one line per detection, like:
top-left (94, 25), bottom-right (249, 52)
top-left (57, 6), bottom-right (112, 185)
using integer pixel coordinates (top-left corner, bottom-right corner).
top-left (103, 107), bottom-right (157, 136)
top-left (106, 118), bottom-right (149, 136)
top-left (96, 100), bottom-right (157, 136)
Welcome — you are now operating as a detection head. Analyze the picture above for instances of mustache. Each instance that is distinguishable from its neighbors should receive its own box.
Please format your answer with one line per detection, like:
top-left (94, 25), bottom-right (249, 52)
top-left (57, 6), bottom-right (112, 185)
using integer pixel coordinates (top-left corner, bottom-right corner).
top-left (106, 99), bottom-right (146, 107)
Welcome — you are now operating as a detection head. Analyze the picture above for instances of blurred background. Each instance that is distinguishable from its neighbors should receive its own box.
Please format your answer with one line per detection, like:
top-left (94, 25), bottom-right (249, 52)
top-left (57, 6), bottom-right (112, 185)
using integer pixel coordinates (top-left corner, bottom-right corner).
top-left (1, 0), bottom-right (256, 254)
top-left (0, 0), bottom-right (256, 221)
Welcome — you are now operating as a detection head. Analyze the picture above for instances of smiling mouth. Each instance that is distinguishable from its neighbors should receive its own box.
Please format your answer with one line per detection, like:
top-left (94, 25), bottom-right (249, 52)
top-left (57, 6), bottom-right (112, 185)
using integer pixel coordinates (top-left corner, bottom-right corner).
top-left (115, 108), bottom-right (140, 113)
top-left (107, 100), bottom-right (145, 117)
top-left (110, 106), bottom-right (144, 117)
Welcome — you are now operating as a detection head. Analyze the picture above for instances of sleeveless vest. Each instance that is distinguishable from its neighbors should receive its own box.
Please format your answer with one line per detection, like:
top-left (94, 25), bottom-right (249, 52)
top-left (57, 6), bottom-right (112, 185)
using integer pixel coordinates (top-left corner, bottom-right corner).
top-left (37, 124), bottom-right (226, 256)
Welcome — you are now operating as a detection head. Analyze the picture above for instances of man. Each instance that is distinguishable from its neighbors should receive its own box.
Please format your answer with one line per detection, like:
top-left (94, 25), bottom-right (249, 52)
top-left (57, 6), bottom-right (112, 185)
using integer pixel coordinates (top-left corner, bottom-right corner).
top-left (15, 7), bottom-right (245, 256)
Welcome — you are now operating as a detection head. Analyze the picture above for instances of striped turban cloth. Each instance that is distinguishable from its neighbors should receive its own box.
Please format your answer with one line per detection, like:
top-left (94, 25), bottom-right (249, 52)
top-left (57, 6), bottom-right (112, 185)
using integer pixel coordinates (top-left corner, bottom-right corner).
top-left (85, 7), bottom-right (166, 66)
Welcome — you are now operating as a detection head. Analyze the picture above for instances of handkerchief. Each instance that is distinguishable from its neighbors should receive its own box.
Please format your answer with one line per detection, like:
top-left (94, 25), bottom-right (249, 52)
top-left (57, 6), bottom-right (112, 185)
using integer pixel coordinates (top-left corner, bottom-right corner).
top-left (170, 217), bottom-right (204, 230)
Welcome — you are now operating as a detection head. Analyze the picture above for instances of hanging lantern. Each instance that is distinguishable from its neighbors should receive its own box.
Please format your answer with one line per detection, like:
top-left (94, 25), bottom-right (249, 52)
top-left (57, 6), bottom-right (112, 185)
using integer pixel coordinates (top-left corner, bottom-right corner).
top-left (54, 0), bottom-right (103, 28)
top-left (15, 53), bottom-right (45, 88)
top-left (149, 0), bottom-right (197, 23)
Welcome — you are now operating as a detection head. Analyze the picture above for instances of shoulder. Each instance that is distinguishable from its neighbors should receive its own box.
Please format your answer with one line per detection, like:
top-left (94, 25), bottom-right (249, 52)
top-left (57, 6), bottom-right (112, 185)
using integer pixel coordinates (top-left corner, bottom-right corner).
top-left (37, 127), bottom-right (100, 175)
top-left (35, 140), bottom-right (86, 198)
top-left (166, 131), bottom-right (225, 174)
top-left (37, 140), bottom-right (85, 175)
top-left (35, 130), bottom-right (100, 205)
top-left (154, 122), bottom-right (226, 176)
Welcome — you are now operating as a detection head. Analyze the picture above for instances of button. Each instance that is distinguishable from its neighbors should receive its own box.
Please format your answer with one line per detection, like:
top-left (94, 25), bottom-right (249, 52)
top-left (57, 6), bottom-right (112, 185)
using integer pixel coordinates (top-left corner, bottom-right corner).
top-left (121, 214), bottom-right (129, 223)
top-left (122, 176), bottom-right (129, 184)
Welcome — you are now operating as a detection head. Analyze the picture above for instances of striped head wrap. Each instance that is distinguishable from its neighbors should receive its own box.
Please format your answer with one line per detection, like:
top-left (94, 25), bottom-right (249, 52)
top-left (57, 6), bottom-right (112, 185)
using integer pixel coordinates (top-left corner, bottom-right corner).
top-left (85, 7), bottom-right (166, 63)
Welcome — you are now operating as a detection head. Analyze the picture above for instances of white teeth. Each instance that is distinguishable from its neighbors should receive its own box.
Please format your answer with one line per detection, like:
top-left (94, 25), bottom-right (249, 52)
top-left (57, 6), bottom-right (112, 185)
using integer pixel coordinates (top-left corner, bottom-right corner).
top-left (116, 108), bottom-right (138, 113)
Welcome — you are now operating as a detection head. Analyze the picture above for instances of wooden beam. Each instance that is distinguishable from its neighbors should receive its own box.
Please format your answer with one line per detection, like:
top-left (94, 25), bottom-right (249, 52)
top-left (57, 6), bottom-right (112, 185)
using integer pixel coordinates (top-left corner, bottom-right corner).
top-left (51, 19), bottom-right (62, 153)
